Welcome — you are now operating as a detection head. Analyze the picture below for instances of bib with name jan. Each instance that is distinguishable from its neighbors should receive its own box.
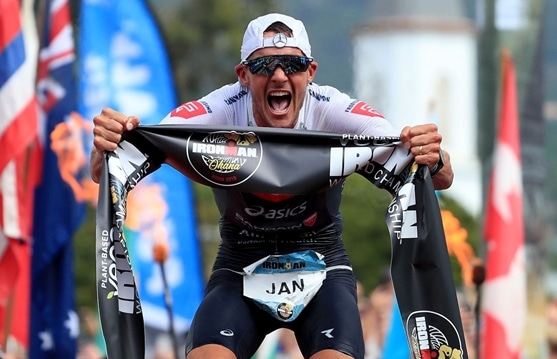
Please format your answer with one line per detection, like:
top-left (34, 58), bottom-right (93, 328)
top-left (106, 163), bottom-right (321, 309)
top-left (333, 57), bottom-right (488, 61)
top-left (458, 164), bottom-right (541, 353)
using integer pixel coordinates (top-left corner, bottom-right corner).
top-left (243, 250), bottom-right (326, 322)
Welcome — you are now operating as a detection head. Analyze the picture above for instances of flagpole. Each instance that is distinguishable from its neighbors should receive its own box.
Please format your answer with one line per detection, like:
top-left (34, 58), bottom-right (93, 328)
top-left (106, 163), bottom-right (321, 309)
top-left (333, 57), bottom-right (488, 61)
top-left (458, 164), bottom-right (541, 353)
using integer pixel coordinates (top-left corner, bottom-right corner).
top-left (1, 289), bottom-right (15, 351)
top-left (472, 263), bottom-right (485, 359)
top-left (153, 240), bottom-right (179, 359)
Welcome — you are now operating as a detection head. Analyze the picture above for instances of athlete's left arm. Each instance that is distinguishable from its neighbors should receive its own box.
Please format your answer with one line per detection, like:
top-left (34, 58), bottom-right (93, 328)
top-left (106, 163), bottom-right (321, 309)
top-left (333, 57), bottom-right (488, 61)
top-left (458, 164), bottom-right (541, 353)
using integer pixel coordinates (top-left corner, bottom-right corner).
top-left (310, 88), bottom-right (454, 190)
top-left (399, 124), bottom-right (454, 190)
top-left (431, 150), bottom-right (453, 190)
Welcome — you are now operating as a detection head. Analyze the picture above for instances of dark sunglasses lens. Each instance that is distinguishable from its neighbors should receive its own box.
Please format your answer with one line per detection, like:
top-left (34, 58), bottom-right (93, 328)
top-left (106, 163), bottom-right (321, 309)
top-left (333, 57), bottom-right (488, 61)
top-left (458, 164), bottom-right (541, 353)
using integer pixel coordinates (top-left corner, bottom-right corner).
top-left (281, 56), bottom-right (309, 74)
top-left (248, 57), bottom-right (275, 75)
top-left (247, 56), bottom-right (310, 75)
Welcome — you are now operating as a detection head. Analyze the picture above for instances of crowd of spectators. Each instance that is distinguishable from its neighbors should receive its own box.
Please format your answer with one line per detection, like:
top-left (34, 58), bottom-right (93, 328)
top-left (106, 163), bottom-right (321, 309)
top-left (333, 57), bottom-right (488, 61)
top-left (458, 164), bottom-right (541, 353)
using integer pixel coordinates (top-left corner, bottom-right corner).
top-left (67, 281), bottom-right (557, 359)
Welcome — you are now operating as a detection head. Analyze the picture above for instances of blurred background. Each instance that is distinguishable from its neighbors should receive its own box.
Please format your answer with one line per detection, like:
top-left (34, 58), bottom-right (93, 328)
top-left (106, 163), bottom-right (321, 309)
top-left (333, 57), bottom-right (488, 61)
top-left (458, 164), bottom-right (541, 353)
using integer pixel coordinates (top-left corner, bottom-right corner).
top-left (1, 0), bottom-right (556, 358)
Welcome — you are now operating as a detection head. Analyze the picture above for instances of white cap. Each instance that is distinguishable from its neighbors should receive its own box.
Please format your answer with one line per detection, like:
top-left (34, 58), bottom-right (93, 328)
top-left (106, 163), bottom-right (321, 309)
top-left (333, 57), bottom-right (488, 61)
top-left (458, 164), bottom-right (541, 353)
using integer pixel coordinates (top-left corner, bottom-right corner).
top-left (240, 13), bottom-right (312, 61)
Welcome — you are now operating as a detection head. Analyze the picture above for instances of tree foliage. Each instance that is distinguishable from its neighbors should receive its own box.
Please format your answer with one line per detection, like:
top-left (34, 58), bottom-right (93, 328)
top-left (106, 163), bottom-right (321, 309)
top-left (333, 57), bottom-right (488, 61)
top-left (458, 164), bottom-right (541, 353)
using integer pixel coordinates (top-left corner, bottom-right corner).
top-left (73, 206), bottom-right (98, 309)
top-left (339, 175), bottom-right (480, 295)
top-left (339, 175), bottom-right (394, 293)
top-left (161, 0), bottom-right (280, 102)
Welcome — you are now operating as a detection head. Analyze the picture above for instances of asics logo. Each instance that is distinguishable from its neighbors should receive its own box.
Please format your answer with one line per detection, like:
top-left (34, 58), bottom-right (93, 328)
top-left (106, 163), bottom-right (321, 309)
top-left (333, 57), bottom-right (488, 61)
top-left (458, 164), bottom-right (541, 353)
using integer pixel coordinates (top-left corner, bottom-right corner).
top-left (244, 202), bottom-right (307, 219)
top-left (220, 329), bottom-right (234, 336)
top-left (321, 328), bottom-right (334, 338)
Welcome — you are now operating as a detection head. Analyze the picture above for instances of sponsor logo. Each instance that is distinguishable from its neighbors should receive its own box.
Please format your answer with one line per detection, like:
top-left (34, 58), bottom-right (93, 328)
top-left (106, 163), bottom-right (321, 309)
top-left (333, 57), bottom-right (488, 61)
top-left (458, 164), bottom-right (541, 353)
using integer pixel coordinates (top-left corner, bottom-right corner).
top-left (321, 328), bottom-right (335, 338)
top-left (340, 134), bottom-right (399, 145)
top-left (99, 229), bottom-right (117, 293)
top-left (386, 180), bottom-right (418, 244)
top-left (308, 88), bottom-right (331, 102)
top-left (244, 202), bottom-right (308, 219)
top-left (234, 208), bottom-right (318, 232)
top-left (187, 131), bottom-right (262, 186)
top-left (407, 311), bottom-right (464, 359)
top-left (329, 144), bottom-right (407, 193)
top-left (262, 257), bottom-right (307, 271)
top-left (99, 226), bottom-right (142, 315)
top-left (236, 232), bottom-right (319, 244)
top-left (225, 89), bottom-right (248, 105)
top-left (277, 302), bottom-right (294, 320)
top-left (303, 212), bottom-right (318, 227)
top-left (170, 101), bottom-right (210, 119)
top-left (234, 213), bottom-right (304, 232)
top-left (273, 33), bottom-right (288, 48)
top-left (345, 100), bottom-right (384, 118)
top-left (220, 329), bottom-right (234, 336)
top-left (112, 140), bottom-right (154, 189)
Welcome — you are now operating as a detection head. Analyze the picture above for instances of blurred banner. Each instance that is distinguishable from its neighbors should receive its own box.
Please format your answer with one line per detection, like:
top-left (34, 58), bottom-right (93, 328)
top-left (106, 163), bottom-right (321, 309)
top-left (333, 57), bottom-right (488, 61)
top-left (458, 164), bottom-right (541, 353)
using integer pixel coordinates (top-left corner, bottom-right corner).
top-left (382, 298), bottom-right (410, 358)
top-left (481, 50), bottom-right (526, 359)
top-left (30, 0), bottom-right (86, 358)
top-left (78, 0), bottom-right (204, 355)
top-left (0, 0), bottom-right (40, 353)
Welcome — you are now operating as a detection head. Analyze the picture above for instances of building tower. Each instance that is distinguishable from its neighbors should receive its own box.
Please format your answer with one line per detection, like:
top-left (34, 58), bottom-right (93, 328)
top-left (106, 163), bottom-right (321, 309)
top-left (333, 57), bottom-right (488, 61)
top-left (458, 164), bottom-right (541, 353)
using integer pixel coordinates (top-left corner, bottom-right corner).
top-left (353, 0), bottom-right (481, 215)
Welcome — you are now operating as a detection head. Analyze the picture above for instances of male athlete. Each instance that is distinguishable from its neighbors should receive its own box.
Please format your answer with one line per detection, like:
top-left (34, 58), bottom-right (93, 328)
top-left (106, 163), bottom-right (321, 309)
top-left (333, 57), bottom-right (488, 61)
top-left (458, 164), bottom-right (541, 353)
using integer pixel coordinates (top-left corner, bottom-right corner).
top-left (90, 13), bottom-right (453, 359)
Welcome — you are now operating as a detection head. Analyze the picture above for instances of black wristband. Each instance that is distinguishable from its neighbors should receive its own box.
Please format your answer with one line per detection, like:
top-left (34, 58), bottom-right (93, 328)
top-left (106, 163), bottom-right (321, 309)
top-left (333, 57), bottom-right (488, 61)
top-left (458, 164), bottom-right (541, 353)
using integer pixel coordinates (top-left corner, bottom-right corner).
top-left (431, 149), bottom-right (445, 176)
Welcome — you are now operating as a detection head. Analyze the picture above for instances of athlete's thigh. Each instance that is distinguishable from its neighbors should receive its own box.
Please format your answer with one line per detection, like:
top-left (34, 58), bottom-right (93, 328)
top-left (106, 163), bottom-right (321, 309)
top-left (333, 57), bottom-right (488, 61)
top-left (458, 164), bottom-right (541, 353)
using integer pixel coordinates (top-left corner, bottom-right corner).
top-left (185, 270), bottom-right (270, 359)
top-left (294, 269), bottom-right (365, 359)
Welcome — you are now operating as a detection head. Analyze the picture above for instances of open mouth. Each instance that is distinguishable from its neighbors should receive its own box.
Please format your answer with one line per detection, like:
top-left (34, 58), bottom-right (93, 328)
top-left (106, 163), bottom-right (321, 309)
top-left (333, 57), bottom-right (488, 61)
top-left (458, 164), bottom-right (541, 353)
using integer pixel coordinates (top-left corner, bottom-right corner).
top-left (268, 91), bottom-right (291, 114)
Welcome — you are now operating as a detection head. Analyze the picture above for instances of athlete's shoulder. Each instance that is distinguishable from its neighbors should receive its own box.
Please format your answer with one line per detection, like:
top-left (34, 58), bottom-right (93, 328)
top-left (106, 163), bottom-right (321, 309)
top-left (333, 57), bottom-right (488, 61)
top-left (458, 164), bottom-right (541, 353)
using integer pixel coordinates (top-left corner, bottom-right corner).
top-left (161, 82), bottom-right (249, 124)
top-left (301, 83), bottom-right (395, 135)
top-left (205, 82), bottom-right (250, 106)
top-left (305, 83), bottom-right (385, 118)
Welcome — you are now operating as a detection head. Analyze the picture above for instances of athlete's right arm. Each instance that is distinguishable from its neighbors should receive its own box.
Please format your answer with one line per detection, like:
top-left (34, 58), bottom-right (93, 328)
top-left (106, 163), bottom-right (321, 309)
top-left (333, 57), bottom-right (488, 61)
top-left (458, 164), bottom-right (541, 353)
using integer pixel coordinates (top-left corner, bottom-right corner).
top-left (90, 107), bottom-right (140, 183)
top-left (90, 84), bottom-right (243, 182)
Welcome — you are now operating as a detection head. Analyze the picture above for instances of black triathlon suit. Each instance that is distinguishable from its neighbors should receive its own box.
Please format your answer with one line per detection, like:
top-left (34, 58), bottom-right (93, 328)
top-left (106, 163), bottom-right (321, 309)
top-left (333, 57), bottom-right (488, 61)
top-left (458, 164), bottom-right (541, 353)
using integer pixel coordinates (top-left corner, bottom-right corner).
top-left (162, 82), bottom-right (399, 359)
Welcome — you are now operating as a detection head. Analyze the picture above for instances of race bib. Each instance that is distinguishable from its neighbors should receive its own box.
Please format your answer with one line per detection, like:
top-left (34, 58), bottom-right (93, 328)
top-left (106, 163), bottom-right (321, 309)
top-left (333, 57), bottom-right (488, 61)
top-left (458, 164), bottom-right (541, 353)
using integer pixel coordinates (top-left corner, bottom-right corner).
top-left (243, 250), bottom-right (326, 322)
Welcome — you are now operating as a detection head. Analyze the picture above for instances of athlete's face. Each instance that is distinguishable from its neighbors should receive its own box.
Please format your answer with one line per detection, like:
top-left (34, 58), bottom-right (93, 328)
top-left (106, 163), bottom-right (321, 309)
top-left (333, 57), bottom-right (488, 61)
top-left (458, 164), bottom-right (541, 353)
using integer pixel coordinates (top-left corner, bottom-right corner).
top-left (235, 32), bottom-right (318, 129)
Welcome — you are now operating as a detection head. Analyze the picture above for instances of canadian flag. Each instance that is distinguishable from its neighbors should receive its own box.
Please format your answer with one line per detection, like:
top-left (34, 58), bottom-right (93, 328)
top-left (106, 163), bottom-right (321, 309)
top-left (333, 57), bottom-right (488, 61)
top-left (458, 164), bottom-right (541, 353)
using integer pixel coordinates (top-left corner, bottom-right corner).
top-left (481, 50), bottom-right (526, 358)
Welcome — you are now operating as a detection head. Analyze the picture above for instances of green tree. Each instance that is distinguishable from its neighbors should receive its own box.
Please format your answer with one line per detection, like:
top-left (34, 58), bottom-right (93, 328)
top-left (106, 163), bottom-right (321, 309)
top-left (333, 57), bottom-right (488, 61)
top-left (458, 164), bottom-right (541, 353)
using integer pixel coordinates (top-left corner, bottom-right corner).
top-left (340, 175), bottom-right (394, 292)
top-left (340, 175), bottom-right (480, 295)
top-left (161, 0), bottom-right (279, 102)
top-left (73, 206), bottom-right (98, 310)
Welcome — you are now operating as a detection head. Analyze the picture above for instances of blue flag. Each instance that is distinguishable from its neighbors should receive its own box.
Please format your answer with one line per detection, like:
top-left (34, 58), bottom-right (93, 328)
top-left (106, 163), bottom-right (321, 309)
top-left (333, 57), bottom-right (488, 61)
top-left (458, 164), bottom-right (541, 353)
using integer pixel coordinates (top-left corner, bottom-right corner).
top-left (382, 298), bottom-right (410, 358)
top-left (78, 0), bottom-right (204, 355)
top-left (30, 0), bottom-right (85, 357)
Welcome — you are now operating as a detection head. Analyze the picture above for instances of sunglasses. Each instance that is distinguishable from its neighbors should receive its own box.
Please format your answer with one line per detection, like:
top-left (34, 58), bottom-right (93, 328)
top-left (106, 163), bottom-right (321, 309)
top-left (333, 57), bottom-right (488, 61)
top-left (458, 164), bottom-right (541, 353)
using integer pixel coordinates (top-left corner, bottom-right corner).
top-left (242, 55), bottom-right (313, 76)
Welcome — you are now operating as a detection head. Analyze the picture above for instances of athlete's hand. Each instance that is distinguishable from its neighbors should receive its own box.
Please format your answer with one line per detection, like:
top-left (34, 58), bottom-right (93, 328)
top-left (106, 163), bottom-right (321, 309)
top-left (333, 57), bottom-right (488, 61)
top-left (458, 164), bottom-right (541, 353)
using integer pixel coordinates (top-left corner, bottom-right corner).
top-left (400, 124), bottom-right (453, 190)
top-left (90, 107), bottom-right (140, 183)
top-left (92, 107), bottom-right (140, 152)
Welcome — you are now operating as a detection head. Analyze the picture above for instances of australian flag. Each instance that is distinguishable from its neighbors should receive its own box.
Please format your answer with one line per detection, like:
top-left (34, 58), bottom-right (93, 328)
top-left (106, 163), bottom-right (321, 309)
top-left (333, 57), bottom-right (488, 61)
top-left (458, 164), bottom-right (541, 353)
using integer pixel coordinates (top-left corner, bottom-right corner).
top-left (30, 0), bottom-right (86, 357)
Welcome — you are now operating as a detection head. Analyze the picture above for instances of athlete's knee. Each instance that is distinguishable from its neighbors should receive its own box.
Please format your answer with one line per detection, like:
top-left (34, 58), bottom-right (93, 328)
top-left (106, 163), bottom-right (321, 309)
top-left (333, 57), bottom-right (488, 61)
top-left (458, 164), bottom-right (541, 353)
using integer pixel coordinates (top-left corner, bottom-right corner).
top-left (309, 348), bottom-right (355, 359)
top-left (187, 344), bottom-right (237, 359)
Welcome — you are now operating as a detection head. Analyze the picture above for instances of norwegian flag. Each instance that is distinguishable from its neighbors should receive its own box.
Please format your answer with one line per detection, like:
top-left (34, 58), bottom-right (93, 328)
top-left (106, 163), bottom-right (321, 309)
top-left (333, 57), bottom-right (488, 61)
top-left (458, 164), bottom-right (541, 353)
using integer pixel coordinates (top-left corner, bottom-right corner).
top-left (0, 0), bottom-right (40, 350)
top-left (0, 0), bottom-right (38, 174)
top-left (481, 50), bottom-right (526, 358)
top-left (30, 0), bottom-right (85, 357)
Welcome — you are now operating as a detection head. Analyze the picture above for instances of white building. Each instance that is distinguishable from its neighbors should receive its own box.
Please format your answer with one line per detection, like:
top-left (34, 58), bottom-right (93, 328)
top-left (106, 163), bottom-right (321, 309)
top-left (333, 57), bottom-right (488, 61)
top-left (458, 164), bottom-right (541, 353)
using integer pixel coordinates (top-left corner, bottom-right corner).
top-left (352, 0), bottom-right (482, 215)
